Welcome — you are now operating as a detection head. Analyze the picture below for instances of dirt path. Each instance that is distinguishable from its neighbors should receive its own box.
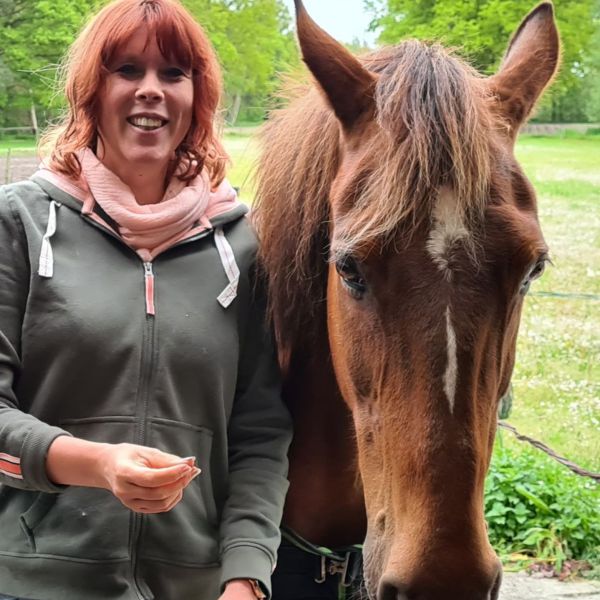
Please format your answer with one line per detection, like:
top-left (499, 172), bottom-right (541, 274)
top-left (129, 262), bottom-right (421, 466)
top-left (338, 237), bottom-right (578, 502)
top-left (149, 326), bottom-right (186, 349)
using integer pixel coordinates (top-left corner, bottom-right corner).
top-left (1, 155), bottom-right (39, 184)
top-left (500, 573), bottom-right (600, 599)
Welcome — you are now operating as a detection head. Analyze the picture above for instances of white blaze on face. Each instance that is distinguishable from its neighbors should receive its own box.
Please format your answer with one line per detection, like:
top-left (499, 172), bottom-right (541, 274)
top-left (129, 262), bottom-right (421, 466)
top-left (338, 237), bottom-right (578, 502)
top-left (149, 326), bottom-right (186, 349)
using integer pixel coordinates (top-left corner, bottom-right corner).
top-left (443, 306), bottom-right (458, 413)
top-left (426, 188), bottom-right (469, 280)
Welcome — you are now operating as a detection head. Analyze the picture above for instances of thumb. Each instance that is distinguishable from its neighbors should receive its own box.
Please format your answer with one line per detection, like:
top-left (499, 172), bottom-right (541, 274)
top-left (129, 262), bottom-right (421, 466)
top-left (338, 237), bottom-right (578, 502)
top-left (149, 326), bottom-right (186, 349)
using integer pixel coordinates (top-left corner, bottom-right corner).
top-left (138, 447), bottom-right (193, 469)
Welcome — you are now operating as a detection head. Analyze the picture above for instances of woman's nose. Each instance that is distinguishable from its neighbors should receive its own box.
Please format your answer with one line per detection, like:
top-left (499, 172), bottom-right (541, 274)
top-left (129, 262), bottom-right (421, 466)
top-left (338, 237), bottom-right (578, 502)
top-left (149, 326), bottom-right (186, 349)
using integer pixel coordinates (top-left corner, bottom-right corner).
top-left (135, 72), bottom-right (163, 102)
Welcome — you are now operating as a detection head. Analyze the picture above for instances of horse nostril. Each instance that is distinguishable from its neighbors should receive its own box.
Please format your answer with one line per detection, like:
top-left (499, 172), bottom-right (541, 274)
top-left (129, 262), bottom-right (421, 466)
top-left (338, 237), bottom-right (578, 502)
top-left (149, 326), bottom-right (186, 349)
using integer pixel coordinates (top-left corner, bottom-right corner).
top-left (377, 566), bottom-right (503, 600)
top-left (377, 580), bottom-right (403, 600)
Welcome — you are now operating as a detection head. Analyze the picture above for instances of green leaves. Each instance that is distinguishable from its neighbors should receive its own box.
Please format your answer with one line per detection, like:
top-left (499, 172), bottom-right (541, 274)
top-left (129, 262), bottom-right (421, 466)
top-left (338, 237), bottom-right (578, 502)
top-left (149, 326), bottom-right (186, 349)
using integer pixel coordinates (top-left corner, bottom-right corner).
top-left (485, 441), bottom-right (600, 566)
top-left (0, 0), bottom-right (96, 121)
top-left (367, 0), bottom-right (599, 122)
top-left (183, 0), bottom-right (300, 122)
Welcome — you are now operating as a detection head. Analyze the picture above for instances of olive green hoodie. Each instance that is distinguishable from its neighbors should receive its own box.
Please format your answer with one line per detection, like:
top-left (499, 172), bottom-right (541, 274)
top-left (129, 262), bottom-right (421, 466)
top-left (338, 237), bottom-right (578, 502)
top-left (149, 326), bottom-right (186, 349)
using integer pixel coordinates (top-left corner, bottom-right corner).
top-left (0, 176), bottom-right (291, 600)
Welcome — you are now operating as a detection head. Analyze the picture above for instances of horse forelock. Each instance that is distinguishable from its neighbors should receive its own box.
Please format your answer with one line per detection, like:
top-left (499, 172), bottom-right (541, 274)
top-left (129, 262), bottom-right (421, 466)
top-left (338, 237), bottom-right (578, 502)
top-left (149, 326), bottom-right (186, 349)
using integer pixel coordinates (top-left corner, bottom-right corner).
top-left (333, 41), bottom-right (497, 260)
top-left (254, 41), bottom-right (500, 358)
top-left (253, 87), bottom-right (340, 357)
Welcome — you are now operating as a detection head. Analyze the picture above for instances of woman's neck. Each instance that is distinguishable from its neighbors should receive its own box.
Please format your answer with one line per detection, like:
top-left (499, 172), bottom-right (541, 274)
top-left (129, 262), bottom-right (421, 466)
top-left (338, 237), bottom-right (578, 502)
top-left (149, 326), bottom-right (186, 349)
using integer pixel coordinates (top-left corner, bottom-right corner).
top-left (94, 142), bottom-right (169, 205)
top-left (118, 166), bottom-right (168, 205)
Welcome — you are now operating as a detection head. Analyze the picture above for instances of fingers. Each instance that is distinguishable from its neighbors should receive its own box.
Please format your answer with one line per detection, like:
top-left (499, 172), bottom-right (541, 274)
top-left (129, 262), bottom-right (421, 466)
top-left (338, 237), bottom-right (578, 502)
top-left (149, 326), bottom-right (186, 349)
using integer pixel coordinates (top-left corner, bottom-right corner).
top-left (117, 468), bottom-right (200, 513)
top-left (102, 443), bottom-right (203, 514)
top-left (130, 448), bottom-right (200, 488)
top-left (125, 468), bottom-right (201, 502)
top-left (129, 463), bottom-right (194, 488)
top-left (131, 489), bottom-right (184, 514)
top-left (141, 447), bottom-right (195, 469)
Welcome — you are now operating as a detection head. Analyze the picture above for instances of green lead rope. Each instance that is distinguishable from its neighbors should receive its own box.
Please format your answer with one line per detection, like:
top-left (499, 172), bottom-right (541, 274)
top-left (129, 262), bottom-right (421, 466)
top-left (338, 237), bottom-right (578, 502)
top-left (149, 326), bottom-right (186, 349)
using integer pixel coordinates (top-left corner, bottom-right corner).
top-left (281, 525), bottom-right (365, 599)
top-left (281, 526), bottom-right (363, 564)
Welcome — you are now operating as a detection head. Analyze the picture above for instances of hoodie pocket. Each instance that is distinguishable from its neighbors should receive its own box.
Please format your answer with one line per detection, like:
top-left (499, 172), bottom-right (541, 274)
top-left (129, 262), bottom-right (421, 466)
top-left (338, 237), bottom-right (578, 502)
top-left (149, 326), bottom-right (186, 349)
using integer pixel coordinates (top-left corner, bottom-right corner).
top-left (139, 418), bottom-right (220, 566)
top-left (21, 418), bottom-right (134, 560)
top-left (19, 492), bottom-right (58, 552)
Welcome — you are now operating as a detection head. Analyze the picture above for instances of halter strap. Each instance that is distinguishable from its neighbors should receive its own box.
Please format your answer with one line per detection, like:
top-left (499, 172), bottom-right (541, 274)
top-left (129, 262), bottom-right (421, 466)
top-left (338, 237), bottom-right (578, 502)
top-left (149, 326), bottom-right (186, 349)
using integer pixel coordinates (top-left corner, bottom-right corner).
top-left (281, 526), bottom-right (363, 588)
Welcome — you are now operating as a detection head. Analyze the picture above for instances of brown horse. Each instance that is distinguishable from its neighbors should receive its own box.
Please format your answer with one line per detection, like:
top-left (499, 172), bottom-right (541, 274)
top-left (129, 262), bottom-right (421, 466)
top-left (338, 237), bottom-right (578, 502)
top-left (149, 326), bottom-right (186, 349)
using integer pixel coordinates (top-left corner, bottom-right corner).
top-left (255, 2), bottom-right (559, 599)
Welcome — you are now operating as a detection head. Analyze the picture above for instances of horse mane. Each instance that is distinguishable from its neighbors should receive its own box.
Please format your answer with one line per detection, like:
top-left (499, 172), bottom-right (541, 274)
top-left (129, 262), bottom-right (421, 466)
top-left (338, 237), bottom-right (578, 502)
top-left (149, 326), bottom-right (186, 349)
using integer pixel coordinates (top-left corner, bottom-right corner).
top-left (253, 41), bottom-right (498, 357)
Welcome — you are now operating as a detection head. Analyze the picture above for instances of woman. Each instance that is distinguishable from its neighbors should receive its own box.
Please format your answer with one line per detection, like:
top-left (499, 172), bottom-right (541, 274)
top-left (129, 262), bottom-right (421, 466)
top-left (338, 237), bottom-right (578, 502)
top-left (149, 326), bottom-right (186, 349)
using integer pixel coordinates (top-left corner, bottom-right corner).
top-left (0, 1), bottom-right (291, 599)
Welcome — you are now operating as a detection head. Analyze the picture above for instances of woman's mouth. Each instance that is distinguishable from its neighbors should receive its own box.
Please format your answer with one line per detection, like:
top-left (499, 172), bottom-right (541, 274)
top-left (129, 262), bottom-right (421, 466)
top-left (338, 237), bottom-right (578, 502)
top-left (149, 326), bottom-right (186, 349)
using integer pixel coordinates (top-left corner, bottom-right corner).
top-left (127, 116), bottom-right (167, 131)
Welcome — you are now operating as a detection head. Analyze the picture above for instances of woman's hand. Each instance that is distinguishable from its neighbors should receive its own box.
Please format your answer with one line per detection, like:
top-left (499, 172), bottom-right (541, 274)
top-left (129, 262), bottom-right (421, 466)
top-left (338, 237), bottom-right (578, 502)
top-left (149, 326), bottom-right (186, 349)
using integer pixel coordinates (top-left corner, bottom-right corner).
top-left (47, 436), bottom-right (199, 513)
top-left (98, 443), bottom-right (199, 513)
top-left (219, 580), bottom-right (260, 600)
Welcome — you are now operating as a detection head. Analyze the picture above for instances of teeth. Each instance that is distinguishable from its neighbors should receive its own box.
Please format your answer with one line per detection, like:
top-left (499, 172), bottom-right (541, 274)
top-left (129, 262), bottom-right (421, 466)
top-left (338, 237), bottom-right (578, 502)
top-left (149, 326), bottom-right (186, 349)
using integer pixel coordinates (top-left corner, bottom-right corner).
top-left (130, 117), bottom-right (164, 129)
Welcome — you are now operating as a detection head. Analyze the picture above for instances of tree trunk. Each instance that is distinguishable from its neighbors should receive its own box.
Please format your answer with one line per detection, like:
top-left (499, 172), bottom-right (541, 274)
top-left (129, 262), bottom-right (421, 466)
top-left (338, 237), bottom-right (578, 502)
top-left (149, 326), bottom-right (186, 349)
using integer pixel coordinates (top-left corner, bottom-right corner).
top-left (228, 93), bottom-right (242, 126)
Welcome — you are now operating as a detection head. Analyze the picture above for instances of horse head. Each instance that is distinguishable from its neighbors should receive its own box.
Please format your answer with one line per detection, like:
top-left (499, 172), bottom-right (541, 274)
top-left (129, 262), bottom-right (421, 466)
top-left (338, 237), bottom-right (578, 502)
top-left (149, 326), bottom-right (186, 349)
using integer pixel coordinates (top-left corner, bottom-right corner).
top-left (290, 2), bottom-right (559, 599)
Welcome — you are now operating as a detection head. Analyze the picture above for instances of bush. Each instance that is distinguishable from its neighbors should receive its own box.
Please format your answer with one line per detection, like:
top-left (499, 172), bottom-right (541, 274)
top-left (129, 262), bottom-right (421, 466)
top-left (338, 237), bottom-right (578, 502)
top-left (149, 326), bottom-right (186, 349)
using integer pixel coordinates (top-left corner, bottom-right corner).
top-left (485, 441), bottom-right (600, 570)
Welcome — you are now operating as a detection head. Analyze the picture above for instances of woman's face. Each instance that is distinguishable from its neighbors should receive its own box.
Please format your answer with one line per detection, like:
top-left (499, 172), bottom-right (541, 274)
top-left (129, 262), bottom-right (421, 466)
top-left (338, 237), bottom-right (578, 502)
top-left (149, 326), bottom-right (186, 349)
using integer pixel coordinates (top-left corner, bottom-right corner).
top-left (97, 28), bottom-right (194, 176)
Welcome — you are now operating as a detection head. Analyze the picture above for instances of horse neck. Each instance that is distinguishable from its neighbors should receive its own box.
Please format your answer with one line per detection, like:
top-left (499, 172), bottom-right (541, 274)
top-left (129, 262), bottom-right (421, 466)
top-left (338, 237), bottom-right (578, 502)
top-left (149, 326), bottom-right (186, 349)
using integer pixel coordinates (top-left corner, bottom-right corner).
top-left (282, 327), bottom-right (367, 547)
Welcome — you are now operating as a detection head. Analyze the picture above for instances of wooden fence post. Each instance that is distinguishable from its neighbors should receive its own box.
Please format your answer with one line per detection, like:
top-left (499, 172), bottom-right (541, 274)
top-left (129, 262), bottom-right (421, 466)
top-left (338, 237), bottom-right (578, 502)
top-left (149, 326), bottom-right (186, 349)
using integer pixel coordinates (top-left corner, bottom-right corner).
top-left (4, 148), bottom-right (11, 185)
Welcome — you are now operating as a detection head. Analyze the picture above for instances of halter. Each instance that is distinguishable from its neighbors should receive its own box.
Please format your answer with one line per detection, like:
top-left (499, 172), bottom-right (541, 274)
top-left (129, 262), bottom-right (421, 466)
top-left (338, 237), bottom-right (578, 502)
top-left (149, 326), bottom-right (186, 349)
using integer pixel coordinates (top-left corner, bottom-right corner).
top-left (281, 526), bottom-right (363, 590)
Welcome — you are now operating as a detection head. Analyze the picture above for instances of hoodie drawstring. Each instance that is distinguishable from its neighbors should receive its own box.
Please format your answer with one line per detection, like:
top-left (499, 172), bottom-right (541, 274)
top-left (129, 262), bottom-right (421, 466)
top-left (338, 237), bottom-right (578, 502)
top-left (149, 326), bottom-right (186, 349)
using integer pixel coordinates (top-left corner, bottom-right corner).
top-left (214, 227), bottom-right (239, 308)
top-left (38, 201), bottom-right (60, 278)
top-left (37, 204), bottom-right (240, 308)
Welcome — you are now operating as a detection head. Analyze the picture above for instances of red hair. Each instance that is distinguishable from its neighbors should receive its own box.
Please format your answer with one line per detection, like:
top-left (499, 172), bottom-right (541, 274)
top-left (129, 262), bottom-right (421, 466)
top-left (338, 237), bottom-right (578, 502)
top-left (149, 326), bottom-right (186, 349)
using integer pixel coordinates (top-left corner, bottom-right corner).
top-left (41, 0), bottom-right (227, 186)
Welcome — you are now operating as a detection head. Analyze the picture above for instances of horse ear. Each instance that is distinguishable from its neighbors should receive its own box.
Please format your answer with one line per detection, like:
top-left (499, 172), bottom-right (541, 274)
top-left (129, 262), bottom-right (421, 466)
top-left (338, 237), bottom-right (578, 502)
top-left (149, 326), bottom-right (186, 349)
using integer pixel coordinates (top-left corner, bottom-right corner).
top-left (490, 2), bottom-right (560, 138)
top-left (294, 0), bottom-right (376, 133)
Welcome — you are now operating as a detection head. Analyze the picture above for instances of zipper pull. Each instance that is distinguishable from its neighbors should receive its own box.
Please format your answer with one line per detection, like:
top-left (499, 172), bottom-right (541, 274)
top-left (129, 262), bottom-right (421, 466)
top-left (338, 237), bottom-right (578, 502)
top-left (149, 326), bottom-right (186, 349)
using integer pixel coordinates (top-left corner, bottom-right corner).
top-left (144, 262), bottom-right (155, 316)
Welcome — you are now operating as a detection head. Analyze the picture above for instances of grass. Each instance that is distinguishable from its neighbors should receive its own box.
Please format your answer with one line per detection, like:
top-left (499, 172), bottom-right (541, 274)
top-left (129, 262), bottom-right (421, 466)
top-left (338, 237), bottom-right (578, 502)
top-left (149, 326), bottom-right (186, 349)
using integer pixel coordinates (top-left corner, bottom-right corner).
top-left (223, 132), bottom-right (260, 204)
top-left (510, 136), bottom-right (600, 472)
top-left (0, 137), bottom-right (38, 155)
top-left (2, 131), bottom-right (598, 474)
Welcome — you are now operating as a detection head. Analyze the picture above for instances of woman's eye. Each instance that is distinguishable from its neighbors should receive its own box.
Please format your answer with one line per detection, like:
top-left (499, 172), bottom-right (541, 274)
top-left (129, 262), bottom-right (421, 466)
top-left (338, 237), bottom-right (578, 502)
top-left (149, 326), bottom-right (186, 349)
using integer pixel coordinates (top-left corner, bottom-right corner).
top-left (335, 256), bottom-right (367, 300)
top-left (116, 64), bottom-right (140, 77)
top-left (163, 67), bottom-right (186, 79)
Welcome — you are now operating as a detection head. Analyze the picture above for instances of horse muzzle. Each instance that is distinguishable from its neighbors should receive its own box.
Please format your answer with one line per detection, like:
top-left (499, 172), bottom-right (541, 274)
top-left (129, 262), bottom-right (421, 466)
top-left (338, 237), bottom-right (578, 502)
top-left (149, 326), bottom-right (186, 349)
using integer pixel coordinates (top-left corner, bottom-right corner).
top-left (376, 560), bottom-right (503, 600)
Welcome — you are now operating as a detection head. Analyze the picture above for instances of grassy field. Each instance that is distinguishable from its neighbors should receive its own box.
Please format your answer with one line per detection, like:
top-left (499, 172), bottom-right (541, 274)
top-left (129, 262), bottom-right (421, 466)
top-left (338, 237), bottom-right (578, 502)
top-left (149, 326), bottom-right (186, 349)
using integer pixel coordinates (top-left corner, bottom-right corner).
top-left (511, 136), bottom-right (600, 472)
top-left (223, 131), bottom-right (259, 203)
top-left (0, 138), bottom-right (38, 154)
top-left (2, 132), bottom-right (599, 473)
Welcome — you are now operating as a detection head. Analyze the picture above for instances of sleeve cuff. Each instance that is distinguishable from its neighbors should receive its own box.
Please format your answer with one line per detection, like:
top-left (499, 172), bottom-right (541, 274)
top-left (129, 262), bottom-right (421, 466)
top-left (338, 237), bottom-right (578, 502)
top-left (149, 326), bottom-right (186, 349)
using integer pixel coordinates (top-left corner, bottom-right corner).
top-left (21, 427), bottom-right (72, 493)
top-left (220, 544), bottom-right (274, 599)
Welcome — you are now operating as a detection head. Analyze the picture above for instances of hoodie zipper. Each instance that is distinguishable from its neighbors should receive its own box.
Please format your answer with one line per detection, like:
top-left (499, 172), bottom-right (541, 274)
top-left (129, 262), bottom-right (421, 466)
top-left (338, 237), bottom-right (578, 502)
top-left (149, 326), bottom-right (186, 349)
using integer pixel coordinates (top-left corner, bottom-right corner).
top-left (129, 262), bottom-right (157, 600)
top-left (143, 262), bottom-right (155, 316)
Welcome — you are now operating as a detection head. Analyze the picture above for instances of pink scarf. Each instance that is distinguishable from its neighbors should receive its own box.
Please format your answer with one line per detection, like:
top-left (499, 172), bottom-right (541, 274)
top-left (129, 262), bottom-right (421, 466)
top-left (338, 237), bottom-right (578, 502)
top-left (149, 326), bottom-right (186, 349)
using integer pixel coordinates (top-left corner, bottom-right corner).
top-left (38, 148), bottom-right (239, 261)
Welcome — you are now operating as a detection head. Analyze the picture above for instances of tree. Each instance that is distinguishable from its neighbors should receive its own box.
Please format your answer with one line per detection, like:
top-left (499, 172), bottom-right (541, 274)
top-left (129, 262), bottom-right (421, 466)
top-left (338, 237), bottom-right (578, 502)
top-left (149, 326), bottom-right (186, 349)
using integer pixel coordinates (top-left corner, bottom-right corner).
top-left (184, 0), bottom-right (299, 122)
top-left (366, 0), bottom-right (598, 122)
top-left (0, 0), bottom-right (97, 126)
top-left (582, 1), bottom-right (600, 122)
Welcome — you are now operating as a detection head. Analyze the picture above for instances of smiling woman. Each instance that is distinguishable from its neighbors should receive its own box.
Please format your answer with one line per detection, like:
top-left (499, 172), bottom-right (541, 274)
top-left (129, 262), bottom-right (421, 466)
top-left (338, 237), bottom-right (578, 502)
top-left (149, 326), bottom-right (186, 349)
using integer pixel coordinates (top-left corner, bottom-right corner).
top-left (0, 1), bottom-right (291, 600)
top-left (98, 30), bottom-right (194, 204)
top-left (42, 0), bottom-right (226, 198)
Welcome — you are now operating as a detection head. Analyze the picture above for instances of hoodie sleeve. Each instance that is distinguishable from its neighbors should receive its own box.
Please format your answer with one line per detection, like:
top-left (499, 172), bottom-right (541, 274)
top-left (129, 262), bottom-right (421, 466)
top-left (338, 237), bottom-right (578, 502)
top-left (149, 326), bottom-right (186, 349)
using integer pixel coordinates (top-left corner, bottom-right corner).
top-left (0, 186), bottom-right (69, 492)
top-left (219, 271), bottom-right (292, 599)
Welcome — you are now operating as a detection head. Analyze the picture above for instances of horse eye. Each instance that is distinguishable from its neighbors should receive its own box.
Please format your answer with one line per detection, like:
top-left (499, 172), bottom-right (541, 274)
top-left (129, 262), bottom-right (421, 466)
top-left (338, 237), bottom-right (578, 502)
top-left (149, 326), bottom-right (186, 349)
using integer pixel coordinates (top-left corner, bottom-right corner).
top-left (530, 259), bottom-right (546, 280)
top-left (335, 256), bottom-right (367, 299)
top-left (520, 257), bottom-right (548, 295)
